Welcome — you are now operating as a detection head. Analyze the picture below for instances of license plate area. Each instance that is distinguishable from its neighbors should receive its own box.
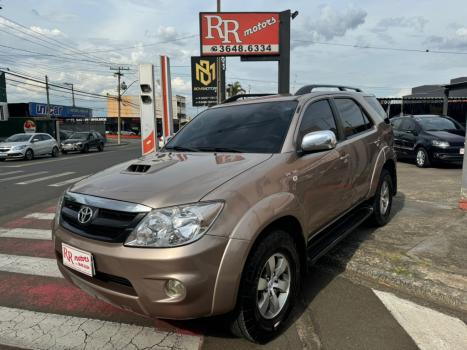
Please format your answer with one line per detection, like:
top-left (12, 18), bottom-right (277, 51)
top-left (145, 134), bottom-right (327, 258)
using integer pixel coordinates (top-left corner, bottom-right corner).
top-left (62, 243), bottom-right (95, 277)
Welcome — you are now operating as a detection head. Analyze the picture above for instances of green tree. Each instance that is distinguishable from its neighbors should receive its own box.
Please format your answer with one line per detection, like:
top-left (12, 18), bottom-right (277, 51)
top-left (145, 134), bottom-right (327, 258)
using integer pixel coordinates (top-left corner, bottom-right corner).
top-left (226, 81), bottom-right (246, 98)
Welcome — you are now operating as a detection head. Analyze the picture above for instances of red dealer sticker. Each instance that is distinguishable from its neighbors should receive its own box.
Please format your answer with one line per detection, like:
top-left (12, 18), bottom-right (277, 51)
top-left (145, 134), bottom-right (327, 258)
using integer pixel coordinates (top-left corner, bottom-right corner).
top-left (62, 243), bottom-right (94, 277)
top-left (200, 12), bottom-right (280, 56)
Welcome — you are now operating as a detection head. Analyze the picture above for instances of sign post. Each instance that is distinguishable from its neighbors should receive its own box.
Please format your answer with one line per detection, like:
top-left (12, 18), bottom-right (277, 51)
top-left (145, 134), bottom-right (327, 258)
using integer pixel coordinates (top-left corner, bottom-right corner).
top-left (160, 55), bottom-right (174, 142)
top-left (199, 10), bottom-right (291, 94)
top-left (460, 121), bottom-right (467, 211)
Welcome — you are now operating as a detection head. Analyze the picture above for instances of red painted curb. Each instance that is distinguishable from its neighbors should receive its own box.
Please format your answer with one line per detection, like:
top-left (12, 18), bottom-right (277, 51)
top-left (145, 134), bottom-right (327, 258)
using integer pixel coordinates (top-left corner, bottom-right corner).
top-left (4, 217), bottom-right (52, 230)
top-left (459, 200), bottom-right (467, 211)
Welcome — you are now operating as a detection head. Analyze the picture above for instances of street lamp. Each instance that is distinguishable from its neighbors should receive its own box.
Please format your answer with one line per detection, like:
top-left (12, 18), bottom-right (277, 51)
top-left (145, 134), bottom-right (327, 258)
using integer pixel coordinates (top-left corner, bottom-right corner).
top-left (64, 82), bottom-right (75, 107)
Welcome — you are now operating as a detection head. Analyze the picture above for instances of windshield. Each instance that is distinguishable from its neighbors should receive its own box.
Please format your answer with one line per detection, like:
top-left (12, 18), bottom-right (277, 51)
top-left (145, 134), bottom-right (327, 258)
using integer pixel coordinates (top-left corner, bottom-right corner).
top-left (69, 132), bottom-right (89, 140)
top-left (165, 101), bottom-right (298, 153)
top-left (416, 117), bottom-right (464, 131)
top-left (5, 134), bottom-right (32, 142)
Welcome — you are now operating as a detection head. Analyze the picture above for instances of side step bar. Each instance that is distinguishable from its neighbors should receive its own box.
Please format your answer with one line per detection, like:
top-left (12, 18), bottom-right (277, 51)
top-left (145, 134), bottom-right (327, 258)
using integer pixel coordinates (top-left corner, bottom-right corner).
top-left (307, 206), bottom-right (373, 265)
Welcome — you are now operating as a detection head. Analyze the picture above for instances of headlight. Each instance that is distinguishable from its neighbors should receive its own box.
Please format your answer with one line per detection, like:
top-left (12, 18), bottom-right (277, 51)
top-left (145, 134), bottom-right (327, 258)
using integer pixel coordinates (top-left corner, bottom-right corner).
top-left (432, 140), bottom-right (450, 148)
top-left (11, 145), bottom-right (27, 151)
top-left (125, 201), bottom-right (223, 248)
top-left (76, 142), bottom-right (83, 146)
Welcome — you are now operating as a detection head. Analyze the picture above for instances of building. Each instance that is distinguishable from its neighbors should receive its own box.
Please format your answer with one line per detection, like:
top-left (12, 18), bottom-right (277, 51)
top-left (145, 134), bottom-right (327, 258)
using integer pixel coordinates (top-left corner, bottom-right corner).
top-left (106, 95), bottom-right (187, 136)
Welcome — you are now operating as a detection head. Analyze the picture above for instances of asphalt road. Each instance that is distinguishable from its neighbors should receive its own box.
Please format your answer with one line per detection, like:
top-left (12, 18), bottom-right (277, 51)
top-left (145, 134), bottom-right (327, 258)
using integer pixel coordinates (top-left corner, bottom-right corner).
top-left (0, 148), bottom-right (465, 349)
top-left (0, 141), bottom-right (141, 218)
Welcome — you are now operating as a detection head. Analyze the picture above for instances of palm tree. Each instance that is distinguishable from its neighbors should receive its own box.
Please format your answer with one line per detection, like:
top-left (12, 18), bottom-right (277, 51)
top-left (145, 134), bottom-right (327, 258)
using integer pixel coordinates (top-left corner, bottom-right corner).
top-left (226, 81), bottom-right (246, 98)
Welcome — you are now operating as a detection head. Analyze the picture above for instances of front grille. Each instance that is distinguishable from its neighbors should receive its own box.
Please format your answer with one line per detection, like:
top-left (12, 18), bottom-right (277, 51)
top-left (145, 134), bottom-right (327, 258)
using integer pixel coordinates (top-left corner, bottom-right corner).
top-left (60, 198), bottom-right (146, 243)
top-left (0, 148), bottom-right (10, 152)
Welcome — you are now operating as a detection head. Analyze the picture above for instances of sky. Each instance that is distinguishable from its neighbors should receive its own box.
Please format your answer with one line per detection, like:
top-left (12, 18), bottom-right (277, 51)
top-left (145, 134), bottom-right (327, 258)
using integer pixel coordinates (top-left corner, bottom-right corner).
top-left (0, 0), bottom-right (466, 117)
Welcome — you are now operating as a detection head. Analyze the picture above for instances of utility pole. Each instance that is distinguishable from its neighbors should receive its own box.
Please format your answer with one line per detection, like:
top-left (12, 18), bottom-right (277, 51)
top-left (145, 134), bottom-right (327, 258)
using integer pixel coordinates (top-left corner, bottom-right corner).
top-left (64, 82), bottom-right (75, 107)
top-left (111, 66), bottom-right (130, 144)
top-left (216, 0), bottom-right (222, 104)
top-left (45, 75), bottom-right (50, 119)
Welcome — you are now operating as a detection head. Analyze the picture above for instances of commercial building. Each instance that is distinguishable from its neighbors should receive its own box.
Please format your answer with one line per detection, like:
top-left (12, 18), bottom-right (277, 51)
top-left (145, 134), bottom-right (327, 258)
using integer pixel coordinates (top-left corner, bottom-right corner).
top-left (106, 95), bottom-right (187, 136)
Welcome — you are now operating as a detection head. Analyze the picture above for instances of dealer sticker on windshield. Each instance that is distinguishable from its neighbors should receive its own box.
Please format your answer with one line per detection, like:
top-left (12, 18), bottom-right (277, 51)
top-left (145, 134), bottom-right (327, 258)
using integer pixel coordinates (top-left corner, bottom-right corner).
top-left (62, 243), bottom-right (94, 277)
top-left (460, 148), bottom-right (464, 155)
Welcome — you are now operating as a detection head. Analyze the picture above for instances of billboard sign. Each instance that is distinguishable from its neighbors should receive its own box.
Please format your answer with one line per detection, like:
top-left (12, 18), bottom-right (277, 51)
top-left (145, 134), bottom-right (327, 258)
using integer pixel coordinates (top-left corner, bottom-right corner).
top-left (191, 56), bottom-right (225, 106)
top-left (200, 12), bottom-right (280, 56)
top-left (28, 103), bottom-right (92, 119)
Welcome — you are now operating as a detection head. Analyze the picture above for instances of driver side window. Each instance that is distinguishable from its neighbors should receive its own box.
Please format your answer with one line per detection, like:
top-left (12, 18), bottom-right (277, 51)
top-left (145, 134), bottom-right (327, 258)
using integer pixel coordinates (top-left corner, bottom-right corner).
top-left (299, 100), bottom-right (338, 141)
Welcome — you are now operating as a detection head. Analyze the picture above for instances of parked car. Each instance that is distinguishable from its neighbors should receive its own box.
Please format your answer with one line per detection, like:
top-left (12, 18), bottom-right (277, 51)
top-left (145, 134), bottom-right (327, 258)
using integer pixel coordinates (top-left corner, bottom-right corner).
top-left (391, 114), bottom-right (465, 167)
top-left (0, 133), bottom-right (59, 161)
top-left (60, 130), bottom-right (73, 142)
top-left (52, 86), bottom-right (397, 342)
top-left (61, 131), bottom-right (105, 154)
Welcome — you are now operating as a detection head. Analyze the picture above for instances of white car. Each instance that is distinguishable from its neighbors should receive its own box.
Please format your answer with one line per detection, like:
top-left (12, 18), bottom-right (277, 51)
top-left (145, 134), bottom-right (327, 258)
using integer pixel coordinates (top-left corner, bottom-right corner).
top-left (0, 133), bottom-right (59, 161)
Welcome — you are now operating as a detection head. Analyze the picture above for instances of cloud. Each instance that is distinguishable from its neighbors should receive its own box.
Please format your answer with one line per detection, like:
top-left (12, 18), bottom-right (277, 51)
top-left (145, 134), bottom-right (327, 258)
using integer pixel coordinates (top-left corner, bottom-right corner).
top-left (171, 76), bottom-right (191, 94)
top-left (29, 26), bottom-right (64, 37)
top-left (424, 27), bottom-right (467, 50)
top-left (293, 5), bottom-right (366, 48)
top-left (30, 9), bottom-right (77, 22)
top-left (374, 16), bottom-right (429, 33)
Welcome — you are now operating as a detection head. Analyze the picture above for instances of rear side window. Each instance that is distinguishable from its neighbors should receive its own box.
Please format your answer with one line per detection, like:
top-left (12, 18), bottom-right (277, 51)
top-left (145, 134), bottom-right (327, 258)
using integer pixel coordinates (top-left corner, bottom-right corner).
top-left (399, 118), bottom-right (416, 131)
top-left (334, 98), bottom-right (373, 138)
top-left (299, 100), bottom-right (338, 138)
top-left (42, 134), bottom-right (52, 140)
top-left (364, 96), bottom-right (387, 119)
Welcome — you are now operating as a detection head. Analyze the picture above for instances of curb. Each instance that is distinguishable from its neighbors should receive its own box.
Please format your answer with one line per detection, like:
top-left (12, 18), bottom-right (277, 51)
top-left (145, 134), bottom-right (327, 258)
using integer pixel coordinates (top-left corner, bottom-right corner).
top-left (318, 252), bottom-right (467, 313)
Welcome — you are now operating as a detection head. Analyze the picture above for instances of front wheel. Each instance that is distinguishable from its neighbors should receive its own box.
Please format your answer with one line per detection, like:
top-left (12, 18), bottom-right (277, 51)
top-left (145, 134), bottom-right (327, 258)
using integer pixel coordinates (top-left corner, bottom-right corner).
top-left (230, 229), bottom-right (300, 343)
top-left (97, 143), bottom-right (104, 152)
top-left (51, 147), bottom-right (59, 157)
top-left (24, 149), bottom-right (34, 161)
top-left (81, 144), bottom-right (89, 153)
top-left (369, 169), bottom-right (393, 227)
top-left (415, 147), bottom-right (431, 168)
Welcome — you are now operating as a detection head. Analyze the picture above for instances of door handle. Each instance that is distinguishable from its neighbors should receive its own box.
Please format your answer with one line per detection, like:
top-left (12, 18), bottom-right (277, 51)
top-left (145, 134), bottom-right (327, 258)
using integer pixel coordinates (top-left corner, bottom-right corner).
top-left (339, 152), bottom-right (349, 160)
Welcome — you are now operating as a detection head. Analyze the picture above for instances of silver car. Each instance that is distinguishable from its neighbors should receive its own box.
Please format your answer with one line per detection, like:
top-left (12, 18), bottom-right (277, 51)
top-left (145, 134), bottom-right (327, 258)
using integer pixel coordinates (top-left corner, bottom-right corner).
top-left (0, 133), bottom-right (59, 161)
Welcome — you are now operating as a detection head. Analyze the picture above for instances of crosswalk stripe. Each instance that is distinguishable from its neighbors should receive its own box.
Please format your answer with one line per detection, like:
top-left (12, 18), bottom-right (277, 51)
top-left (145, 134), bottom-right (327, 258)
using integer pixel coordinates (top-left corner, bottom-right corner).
top-left (16, 171), bottom-right (75, 185)
top-left (0, 306), bottom-right (202, 350)
top-left (0, 253), bottom-right (61, 278)
top-left (0, 171), bottom-right (48, 182)
top-left (49, 175), bottom-right (89, 187)
top-left (0, 228), bottom-right (51, 240)
top-left (374, 290), bottom-right (467, 350)
top-left (24, 212), bottom-right (55, 220)
top-left (0, 171), bottom-right (23, 176)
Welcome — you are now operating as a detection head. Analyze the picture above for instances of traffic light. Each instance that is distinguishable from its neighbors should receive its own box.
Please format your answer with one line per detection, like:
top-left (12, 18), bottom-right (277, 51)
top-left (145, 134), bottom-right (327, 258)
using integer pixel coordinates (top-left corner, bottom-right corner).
top-left (138, 64), bottom-right (157, 155)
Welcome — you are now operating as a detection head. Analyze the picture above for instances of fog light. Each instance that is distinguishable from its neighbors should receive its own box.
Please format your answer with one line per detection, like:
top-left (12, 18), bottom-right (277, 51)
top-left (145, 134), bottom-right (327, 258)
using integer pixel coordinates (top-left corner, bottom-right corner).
top-left (165, 279), bottom-right (186, 298)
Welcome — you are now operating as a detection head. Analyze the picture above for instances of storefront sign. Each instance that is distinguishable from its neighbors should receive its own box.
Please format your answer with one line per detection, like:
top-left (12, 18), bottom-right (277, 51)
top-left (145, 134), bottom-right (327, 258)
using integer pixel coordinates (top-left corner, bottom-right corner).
top-left (191, 56), bottom-right (225, 106)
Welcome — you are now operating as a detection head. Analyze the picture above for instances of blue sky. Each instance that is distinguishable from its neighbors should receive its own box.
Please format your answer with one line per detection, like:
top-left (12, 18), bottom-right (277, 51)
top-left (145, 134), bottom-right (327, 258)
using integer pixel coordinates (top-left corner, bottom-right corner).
top-left (1, 0), bottom-right (466, 116)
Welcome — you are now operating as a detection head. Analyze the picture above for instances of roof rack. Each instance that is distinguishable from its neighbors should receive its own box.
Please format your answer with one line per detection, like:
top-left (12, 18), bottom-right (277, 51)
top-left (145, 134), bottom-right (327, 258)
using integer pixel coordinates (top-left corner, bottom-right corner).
top-left (221, 93), bottom-right (275, 104)
top-left (295, 84), bottom-right (363, 95)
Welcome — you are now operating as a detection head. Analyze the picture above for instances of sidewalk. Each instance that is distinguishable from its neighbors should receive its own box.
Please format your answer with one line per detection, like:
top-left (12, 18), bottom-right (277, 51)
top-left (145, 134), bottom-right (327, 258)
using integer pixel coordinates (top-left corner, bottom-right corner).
top-left (320, 162), bottom-right (467, 312)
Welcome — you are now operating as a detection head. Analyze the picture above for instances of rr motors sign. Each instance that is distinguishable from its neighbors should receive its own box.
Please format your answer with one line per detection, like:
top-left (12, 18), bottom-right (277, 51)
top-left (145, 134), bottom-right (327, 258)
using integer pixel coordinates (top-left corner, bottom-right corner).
top-left (200, 12), bottom-right (280, 56)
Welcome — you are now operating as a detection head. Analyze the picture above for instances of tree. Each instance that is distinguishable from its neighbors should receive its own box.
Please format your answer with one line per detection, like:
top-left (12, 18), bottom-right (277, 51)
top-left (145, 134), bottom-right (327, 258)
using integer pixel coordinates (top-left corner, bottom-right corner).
top-left (226, 81), bottom-right (246, 98)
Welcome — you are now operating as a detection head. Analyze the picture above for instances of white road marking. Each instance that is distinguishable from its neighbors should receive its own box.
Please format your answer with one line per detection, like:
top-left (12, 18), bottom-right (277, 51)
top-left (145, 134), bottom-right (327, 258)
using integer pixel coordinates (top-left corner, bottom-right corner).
top-left (0, 306), bottom-right (202, 350)
top-left (374, 290), bottom-right (467, 350)
top-left (49, 175), bottom-right (89, 187)
top-left (16, 171), bottom-right (75, 185)
top-left (0, 171), bottom-right (23, 176)
top-left (0, 171), bottom-right (48, 183)
top-left (24, 212), bottom-right (56, 220)
top-left (3, 150), bottom-right (115, 168)
top-left (0, 228), bottom-right (51, 240)
top-left (0, 253), bottom-right (61, 278)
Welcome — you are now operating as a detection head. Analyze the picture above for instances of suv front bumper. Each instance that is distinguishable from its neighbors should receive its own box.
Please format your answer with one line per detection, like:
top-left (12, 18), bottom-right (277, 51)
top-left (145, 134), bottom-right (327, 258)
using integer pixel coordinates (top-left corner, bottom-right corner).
top-left (53, 225), bottom-right (230, 319)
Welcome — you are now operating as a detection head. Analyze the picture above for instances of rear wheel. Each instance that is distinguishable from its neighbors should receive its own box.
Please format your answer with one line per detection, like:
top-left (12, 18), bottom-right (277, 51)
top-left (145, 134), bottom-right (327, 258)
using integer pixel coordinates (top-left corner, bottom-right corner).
top-left (415, 147), bottom-right (430, 168)
top-left (369, 169), bottom-right (393, 227)
top-left (51, 147), bottom-right (59, 157)
top-left (229, 229), bottom-right (300, 343)
top-left (24, 149), bottom-right (34, 161)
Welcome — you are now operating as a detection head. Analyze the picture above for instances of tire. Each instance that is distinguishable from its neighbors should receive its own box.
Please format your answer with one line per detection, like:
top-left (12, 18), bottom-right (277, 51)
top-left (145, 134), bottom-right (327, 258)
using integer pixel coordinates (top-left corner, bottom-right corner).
top-left (415, 147), bottom-right (431, 168)
top-left (81, 144), bottom-right (89, 153)
top-left (24, 149), bottom-right (34, 161)
top-left (51, 147), bottom-right (59, 158)
top-left (229, 229), bottom-right (300, 343)
top-left (97, 143), bottom-right (104, 152)
top-left (62, 150), bottom-right (68, 155)
top-left (369, 169), bottom-right (393, 227)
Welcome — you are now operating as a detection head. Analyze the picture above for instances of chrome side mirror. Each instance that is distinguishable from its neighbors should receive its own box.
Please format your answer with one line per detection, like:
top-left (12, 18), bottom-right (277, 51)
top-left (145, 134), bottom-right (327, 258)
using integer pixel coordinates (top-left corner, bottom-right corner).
top-left (301, 130), bottom-right (337, 153)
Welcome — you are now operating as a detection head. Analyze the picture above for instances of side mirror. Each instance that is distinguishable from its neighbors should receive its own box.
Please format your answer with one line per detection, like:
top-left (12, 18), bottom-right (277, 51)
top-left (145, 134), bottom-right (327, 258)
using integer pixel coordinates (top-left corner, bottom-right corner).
top-left (300, 130), bottom-right (337, 153)
top-left (31, 138), bottom-right (39, 143)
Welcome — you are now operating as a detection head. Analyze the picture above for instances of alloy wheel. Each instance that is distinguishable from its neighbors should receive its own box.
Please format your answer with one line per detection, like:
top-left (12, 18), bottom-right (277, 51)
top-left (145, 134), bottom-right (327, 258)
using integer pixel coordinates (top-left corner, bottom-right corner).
top-left (380, 180), bottom-right (390, 215)
top-left (256, 253), bottom-right (291, 319)
top-left (416, 150), bottom-right (425, 167)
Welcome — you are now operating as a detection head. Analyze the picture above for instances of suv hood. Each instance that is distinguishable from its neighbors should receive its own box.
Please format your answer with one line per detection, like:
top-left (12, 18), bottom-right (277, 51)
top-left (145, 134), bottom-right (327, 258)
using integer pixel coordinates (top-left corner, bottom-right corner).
top-left (71, 152), bottom-right (271, 209)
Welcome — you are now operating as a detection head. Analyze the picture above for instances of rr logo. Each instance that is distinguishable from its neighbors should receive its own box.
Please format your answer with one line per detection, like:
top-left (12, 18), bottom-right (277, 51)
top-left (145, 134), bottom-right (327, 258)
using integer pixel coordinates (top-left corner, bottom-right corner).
top-left (205, 15), bottom-right (241, 43)
top-left (196, 60), bottom-right (216, 86)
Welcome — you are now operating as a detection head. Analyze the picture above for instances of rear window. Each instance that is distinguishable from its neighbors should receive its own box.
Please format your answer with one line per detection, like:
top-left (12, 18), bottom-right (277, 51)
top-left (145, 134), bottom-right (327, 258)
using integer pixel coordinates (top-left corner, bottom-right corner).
top-left (334, 98), bottom-right (372, 138)
top-left (166, 101), bottom-right (298, 153)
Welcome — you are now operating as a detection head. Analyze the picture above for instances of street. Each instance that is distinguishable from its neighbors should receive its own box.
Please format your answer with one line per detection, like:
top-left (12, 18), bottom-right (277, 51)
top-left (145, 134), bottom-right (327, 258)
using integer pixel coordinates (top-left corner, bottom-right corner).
top-left (0, 147), bottom-right (465, 349)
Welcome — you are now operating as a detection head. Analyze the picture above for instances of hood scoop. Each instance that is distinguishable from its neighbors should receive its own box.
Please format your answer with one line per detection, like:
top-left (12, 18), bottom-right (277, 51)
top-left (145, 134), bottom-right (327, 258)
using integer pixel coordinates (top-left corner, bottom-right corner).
top-left (126, 164), bottom-right (151, 173)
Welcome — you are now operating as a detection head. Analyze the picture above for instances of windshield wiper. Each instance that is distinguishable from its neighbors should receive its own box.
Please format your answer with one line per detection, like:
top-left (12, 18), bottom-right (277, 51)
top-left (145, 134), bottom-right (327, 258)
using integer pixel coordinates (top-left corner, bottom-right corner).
top-left (164, 145), bottom-right (200, 152)
top-left (195, 147), bottom-right (243, 153)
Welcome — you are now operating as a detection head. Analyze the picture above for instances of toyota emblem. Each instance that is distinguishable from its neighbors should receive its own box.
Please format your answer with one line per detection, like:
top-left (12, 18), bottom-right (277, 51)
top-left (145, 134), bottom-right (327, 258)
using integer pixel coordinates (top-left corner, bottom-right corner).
top-left (77, 206), bottom-right (93, 224)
